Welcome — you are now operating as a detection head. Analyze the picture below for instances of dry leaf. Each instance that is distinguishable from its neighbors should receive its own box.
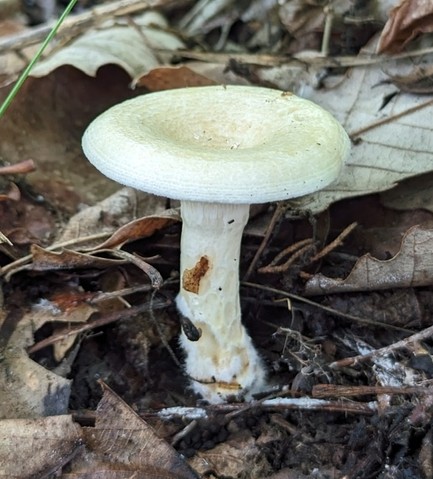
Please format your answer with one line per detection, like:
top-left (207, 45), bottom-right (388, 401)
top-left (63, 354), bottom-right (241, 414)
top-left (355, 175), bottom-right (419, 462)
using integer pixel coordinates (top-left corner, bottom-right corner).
top-left (57, 188), bottom-right (167, 244)
top-left (107, 249), bottom-right (162, 288)
top-left (305, 225), bottom-right (433, 295)
top-left (380, 172), bottom-right (433, 212)
top-left (31, 27), bottom-right (153, 78)
top-left (189, 433), bottom-right (261, 478)
top-left (0, 304), bottom-right (72, 419)
top-left (135, 65), bottom-right (217, 91)
top-left (385, 65), bottom-right (433, 94)
top-left (0, 415), bottom-right (82, 479)
top-left (67, 383), bottom-right (198, 479)
top-left (282, 37), bottom-right (433, 214)
top-left (378, 0), bottom-right (433, 53)
top-left (92, 208), bottom-right (180, 250)
top-left (47, 290), bottom-right (97, 361)
top-left (12, 245), bottom-right (163, 288)
top-left (31, 12), bottom-right (184, 79)
top-left (0, 65), bottom-right (142, 209)
top-left (29, 245), bottom-right (128, 270)
top-left (278, 0), bottom-right (324, 37)
top-left (179, 0), bottom-right (232, 36)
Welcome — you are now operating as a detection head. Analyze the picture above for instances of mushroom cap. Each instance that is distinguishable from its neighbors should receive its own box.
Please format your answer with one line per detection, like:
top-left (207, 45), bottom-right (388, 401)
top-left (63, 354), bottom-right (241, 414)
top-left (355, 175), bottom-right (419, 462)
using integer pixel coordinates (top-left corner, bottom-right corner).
top-left (82, 85), bottom-right (350, 204)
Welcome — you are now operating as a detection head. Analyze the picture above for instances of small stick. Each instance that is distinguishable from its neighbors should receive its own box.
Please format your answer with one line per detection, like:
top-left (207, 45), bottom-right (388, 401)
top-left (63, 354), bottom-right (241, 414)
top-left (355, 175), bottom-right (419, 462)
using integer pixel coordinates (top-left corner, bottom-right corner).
top-left (261, 238), bottom-right (313, 269)
top-left (0, 0), bottom-right (179, 54)
top-left (155, 397), bottom-right (376, 417)
top-left (171, 420), bottom-right (198, 446)
top-left (312, 383), bottom-right (432, 398)
top-left (160, 46), bottom-right (433, 70)
top-left (242, 281), bottom-right (414, 334)
top-left (320, 5), bottom-right (334, 57)
top-left (0, 231), bottom-right (113, 279)
top-left (27, 297), bottom-right (171, 354)
top-left (309, 222), bottom-right (357, 263)
top-left (330, 323), bottom-right (433, 369)
top-left (258, 239), bottom-right (315, 274)
top-left (350, 98), bottom-right (433, 139)
top-left (243, 202), bottom-right (286, 280)
top-left (0, 159), bottom-right (36, 175)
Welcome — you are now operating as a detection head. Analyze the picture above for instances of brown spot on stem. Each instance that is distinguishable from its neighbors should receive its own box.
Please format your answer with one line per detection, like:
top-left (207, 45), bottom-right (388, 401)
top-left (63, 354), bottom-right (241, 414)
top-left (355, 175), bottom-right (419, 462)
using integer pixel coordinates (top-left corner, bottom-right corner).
top-left (182, 256), bottom-right (210, 294)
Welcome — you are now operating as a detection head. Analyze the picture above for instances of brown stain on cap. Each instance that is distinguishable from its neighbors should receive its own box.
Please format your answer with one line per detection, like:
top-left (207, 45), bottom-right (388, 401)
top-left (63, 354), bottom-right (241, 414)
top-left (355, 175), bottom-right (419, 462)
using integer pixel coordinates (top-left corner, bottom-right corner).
top-left (182, 256), bottom-right (210, 294)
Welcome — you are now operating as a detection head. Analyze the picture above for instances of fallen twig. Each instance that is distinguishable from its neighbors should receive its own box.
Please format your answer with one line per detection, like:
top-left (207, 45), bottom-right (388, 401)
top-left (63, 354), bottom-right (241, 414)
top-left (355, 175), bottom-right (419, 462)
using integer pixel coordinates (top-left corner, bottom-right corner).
top-left (309, 222), bottom-right (357, 263)
top-left (27, 297), bottom-right (171, 354)
top-left (0, 0), bottom-right (180, 55)
top-left (350, 98), bottom-right (433, 139)
top-left (161, 45), bottom-right (433, 70)
top-left (0, 232), bottom-right (113, 279)
top-left (242, 282), bottom-right (414, 334)
top-left (243, 202), bottom-right (287, 280)
top-left (330, 324), bottom-right (433, 369)
top-left (312, 383), bottom-right (433, 398)
top-left (258, 238), bottom-right (315, 274)
top-left (155, 397), bottom-right (376, 418)
top-left (0, 159), bottom-right (35, 175)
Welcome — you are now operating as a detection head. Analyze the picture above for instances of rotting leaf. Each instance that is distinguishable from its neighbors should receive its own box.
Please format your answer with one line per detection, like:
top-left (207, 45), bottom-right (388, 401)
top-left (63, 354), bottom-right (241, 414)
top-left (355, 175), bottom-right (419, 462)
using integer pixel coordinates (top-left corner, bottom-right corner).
top-left (188, 433), bottom-right (261, 478)
top-left (0, 182), bottom-right (20, 201)
top-left (0, 415), bottom-right (82, 479)
top-left (67, 382), bottom-right (198, 479)
top-left (135, 65), bottom-right (217, 91)
top-left (305, 225), bottom-right (433, 295)
top-left (46, 291), bottom-right (97, 362)
top-left (378, 0), bottom-right (433, 53)
top-left (92, 208), bottom-right (180, 250)
top-left (0, 190), bottom-right (56, 247)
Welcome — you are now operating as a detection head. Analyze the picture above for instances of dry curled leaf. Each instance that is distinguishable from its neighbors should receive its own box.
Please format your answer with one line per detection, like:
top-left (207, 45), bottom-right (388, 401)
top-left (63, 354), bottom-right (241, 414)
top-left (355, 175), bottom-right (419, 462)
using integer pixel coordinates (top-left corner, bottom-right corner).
top-left (57, 187), bottom-right (167, 244)
top-left (378, 0), bottom-right (433, 53)
top-left (107, 249), bottom-right (163, 288)
top-left (31, 11), bottom-right (184, 79)
top-left (29, 244), bottom-right (128, 270)
top-left (385, 65), bottom-right (433, 94)
top-left (93, 208), bottom-right (180, 250)
top-left (27, 245), bottom-right (162, 287)
top-left (305, 225), bottom-right (433, 295)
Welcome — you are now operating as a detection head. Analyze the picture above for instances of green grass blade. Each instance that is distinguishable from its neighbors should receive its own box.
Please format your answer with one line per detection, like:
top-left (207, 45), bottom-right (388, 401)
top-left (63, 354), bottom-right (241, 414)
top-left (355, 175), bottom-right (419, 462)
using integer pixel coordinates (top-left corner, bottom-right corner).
top-left (0, 0), bottom-right (78, 119)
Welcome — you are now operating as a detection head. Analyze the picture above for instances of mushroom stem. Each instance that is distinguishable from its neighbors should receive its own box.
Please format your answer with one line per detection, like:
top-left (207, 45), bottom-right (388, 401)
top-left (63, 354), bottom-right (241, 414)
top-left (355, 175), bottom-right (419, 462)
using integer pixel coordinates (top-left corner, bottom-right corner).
top-left (176, 200), bottom-right (266, 403)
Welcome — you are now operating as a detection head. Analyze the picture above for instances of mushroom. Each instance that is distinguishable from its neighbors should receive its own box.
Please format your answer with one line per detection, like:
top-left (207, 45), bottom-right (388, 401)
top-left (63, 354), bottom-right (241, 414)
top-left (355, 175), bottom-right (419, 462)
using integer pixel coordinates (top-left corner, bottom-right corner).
top-left (82, 85), bottom-right (350, 403)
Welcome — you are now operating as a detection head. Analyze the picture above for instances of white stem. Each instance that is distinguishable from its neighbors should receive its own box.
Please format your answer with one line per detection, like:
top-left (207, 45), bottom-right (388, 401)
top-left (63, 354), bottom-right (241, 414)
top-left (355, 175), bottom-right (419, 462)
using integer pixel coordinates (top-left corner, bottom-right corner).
top-left (176, 201), bottom-right (266, 403)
